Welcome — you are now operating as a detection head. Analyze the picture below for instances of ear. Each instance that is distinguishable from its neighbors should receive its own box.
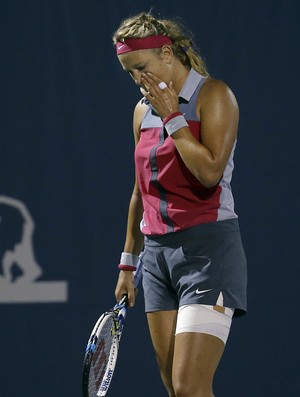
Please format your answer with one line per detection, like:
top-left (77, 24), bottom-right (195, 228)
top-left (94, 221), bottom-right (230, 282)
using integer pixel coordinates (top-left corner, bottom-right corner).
top-left (161, 45), bottom-right (173, 64)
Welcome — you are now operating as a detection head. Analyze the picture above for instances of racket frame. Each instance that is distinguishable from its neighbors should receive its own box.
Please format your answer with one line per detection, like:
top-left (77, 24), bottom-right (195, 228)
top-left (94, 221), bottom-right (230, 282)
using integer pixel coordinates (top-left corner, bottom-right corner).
top-left (82, 260), bottom-right (142, 397)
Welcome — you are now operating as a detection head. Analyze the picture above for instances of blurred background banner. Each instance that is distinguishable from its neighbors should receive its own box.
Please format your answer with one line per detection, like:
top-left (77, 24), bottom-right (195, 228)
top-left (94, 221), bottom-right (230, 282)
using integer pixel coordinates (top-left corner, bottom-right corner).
top-left (0, 1), bottom-right (299, 396)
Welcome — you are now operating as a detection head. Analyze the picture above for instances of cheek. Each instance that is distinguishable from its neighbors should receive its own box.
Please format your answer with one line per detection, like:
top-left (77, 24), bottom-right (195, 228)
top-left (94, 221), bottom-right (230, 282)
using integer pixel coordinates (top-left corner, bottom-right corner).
top-left (153, 63), bottom-right (170, 81)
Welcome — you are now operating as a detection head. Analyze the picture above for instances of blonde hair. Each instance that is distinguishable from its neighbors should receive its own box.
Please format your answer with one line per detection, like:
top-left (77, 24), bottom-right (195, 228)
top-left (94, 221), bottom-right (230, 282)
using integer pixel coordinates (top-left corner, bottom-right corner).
top-left (112, 12), bottom-right (210, 77)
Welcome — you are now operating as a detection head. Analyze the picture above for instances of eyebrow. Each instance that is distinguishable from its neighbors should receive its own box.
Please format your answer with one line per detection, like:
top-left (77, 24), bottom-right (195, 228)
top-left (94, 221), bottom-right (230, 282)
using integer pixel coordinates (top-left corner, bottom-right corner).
top-left (124, 62), bottom-right (145, 72)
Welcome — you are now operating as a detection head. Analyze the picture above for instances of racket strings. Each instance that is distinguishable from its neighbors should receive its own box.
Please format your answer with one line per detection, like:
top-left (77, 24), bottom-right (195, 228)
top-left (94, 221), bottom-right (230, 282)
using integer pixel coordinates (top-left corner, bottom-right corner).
top-left (83, 263), bottom-right (142, 397)
top-left (83, 298), bottom-right (130, 397)
top-left (88, 316), bottom-right (116, 396)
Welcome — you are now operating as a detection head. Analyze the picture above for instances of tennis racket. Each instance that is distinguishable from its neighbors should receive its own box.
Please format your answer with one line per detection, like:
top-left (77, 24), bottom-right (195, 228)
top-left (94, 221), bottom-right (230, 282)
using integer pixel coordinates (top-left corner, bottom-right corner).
top-left (82, 261), bottom-right (143, 397)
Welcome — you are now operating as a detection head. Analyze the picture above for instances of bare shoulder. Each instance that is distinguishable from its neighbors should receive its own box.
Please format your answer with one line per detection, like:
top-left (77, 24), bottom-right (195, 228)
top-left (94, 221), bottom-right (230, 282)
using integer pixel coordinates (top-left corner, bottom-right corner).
top-left (198, 78), bottom-right (239, 142)
top-left (134, 99), bottom-right (148, 120)
top-left (199, 78), bottom-right (239, 113)
top-left (133, 99), bottom-right (148, 142)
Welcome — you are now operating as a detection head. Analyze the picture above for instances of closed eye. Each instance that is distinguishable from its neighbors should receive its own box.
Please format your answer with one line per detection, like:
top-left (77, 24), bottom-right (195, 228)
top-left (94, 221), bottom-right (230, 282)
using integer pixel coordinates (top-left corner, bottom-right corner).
top-left (125, 66), bottom-right (145, 77)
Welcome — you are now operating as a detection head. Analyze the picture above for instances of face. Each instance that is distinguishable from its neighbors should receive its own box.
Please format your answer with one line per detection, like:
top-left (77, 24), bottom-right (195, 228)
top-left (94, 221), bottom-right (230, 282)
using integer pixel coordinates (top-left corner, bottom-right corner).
top-left (118, 48), bottom-right (170, 88)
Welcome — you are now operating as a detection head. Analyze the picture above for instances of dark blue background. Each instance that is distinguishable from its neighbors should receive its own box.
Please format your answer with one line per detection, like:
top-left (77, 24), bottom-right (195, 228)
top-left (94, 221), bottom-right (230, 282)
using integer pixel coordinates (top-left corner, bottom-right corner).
top-left (0, 1), bottom-right (299, 396)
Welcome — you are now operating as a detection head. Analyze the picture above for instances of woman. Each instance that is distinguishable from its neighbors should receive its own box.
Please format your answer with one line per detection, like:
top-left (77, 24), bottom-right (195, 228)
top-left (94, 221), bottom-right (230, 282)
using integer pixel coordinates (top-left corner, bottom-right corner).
top-left (113, 12), bottom-right (247, 397)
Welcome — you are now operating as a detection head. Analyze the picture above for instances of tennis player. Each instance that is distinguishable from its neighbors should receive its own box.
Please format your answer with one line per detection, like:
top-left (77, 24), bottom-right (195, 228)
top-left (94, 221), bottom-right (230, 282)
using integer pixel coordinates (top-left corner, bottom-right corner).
top-left (114, 12), bottom-right (247, 397)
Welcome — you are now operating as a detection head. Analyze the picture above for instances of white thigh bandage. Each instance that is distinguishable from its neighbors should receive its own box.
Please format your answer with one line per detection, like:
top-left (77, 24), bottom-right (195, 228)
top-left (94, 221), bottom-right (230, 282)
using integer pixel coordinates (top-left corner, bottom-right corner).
top-left (175, 304), bottom-right (234, 345)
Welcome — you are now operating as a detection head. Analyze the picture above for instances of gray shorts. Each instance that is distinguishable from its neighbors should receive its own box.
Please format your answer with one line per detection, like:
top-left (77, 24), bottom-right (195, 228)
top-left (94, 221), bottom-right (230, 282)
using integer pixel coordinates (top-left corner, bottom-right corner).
top-left (141, 218), bottom-right (247, 317)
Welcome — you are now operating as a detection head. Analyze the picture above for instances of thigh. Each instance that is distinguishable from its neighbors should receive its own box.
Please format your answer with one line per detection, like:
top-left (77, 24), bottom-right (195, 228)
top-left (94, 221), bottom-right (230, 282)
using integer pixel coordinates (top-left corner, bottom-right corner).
top-left (146, 311), bottom-right (177, 386)
top-left (172, 332), bottom-right (225, 395)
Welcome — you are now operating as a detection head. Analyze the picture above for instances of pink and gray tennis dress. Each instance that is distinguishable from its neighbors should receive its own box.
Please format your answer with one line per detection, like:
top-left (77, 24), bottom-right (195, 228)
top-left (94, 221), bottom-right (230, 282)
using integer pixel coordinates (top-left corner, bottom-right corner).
top-left (135, 69), bottom-right (247, 316)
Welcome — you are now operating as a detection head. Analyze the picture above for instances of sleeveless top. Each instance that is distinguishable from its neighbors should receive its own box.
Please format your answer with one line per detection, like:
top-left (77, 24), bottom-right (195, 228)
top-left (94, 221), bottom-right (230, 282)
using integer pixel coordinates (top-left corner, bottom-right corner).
top-left (135, 68), bottom-right (237, 235)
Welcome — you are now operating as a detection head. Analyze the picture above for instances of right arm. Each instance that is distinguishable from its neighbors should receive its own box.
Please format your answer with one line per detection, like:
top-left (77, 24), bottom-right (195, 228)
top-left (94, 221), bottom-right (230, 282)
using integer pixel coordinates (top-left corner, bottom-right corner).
top-left (115, 100), bottom-right (147, 306)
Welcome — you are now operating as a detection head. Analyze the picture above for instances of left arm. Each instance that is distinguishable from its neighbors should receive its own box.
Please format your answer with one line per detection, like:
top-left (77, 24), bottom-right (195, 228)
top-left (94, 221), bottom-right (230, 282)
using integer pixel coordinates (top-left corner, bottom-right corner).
top-left (140, 73), bottom-right (239, 188)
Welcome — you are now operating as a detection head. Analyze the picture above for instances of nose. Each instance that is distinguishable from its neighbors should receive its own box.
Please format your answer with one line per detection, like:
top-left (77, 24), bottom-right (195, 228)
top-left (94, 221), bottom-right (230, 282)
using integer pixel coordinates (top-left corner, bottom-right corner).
top-left (130, 70), bottom-right (142, 85)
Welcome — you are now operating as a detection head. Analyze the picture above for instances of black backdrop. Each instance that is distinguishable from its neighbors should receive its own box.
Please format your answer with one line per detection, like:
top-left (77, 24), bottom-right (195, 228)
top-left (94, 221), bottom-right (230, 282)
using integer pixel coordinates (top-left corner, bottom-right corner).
top-left (0, 1), bottom-right (299, 396)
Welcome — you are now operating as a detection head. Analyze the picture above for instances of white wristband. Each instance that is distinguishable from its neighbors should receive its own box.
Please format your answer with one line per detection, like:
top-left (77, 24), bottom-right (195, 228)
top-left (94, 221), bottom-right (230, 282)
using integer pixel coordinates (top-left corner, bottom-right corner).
top-left (164, 115), bottom-right (188, 136)
top-left (120, 252), bottom-right (139, 268)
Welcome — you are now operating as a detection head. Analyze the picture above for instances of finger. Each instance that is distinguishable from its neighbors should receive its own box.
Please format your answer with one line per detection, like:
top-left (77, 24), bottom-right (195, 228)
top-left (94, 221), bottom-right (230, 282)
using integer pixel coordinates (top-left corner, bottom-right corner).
top-left (145, 73), bottom-right (169, 93)
top-left (158, 81), bottom-right (167, 90)
top-left (140, 86), bottom-right (148, 96)
top-left (140, 75), bottom-right (155, 94)
top-left (115, 283), bottom-right (129, 302)
top-left (144, 72), bottom-right (161, 84)
top-left (168, 81), bottom-right (177, 95)
top-left (141, 73), bottom-right (164, 93)
top-left (140, 87), bottom-right (157, 105)
top-left (127, 289), bottom-right (135, 307)
top-left (115, 288), bottom-right (124, 302)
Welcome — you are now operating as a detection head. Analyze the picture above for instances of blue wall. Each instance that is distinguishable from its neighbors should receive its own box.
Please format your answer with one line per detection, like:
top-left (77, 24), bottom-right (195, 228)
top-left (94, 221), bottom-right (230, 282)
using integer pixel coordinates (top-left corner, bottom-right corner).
top-left (0, 1), bottom-right (299, 396)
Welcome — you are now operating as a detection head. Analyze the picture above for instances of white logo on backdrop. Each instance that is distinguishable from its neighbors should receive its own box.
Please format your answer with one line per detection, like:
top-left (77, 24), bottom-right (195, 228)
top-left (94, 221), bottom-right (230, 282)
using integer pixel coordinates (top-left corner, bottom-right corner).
top-left (0, 195), bottom-right (68, 303)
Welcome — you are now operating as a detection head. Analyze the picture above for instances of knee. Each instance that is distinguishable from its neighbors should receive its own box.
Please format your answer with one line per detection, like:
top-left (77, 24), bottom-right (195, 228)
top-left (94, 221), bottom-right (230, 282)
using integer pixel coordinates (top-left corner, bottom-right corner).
top-left (162, 375), bottom-right (175, 397)
top-left (172, 377), bottom-right (213, 397)
top-left (173, 380), bottom-right (193, 397)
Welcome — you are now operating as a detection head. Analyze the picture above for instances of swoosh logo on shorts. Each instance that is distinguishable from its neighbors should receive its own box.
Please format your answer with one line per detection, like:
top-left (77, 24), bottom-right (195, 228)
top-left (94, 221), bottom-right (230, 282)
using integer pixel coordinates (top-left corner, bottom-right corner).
top-left (195, 288), bottom-right (212, 295)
